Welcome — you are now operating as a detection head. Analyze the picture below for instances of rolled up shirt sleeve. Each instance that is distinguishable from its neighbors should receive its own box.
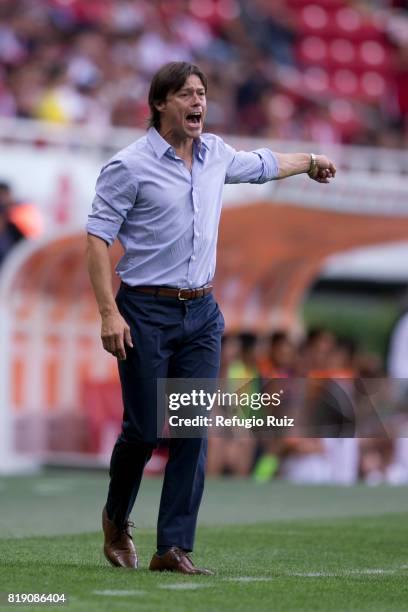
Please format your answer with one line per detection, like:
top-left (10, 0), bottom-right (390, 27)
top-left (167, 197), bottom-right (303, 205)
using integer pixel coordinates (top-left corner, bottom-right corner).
top-left (224, 144), bottom-right (279, 184)
top-left (86, 160), bottom-right (137, 246)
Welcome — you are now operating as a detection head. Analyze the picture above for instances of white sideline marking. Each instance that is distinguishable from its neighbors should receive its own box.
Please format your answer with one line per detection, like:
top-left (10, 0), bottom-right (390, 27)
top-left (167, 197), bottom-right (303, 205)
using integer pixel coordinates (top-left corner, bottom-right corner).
top-left (290, 568), bottom-right (397, 578)
top-left (32, 482), bottom-right (74, 495)
top-left (290, 572), bottom-right (334, 577)
top-left (93, 590), bottom-right (146, 596)
top-left (225, 577), bottom-right (272, 582)
top-left (159, 583), bottom-right (211, 590)
top-left (348, 569), bottom-right (396, 575)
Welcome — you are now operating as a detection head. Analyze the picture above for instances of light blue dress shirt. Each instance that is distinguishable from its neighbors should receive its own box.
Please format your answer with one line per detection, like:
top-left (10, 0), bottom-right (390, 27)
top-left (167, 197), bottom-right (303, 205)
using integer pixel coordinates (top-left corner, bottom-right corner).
top-left (87, 127), bottom-right (279, 288)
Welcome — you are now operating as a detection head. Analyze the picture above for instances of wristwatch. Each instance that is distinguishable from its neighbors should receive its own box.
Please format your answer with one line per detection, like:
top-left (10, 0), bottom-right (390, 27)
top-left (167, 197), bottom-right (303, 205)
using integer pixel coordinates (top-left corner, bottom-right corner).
top-left (308, 153), bottom-right (317, 177)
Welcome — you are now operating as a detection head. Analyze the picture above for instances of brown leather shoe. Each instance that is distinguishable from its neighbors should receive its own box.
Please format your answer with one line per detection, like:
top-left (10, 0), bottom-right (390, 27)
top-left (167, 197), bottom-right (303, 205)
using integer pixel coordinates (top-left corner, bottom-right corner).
top-left (102, 506), bottom-right (138, 569)
top-left (149, 546), bottom-right (214, 575)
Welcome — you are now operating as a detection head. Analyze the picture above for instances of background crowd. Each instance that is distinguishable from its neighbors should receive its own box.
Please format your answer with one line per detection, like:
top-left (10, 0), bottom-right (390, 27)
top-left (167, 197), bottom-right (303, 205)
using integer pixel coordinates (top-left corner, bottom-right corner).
top-left (0, 0), bottom-right (408, 147)
top-left (203, 328), bottom-right (408, 485)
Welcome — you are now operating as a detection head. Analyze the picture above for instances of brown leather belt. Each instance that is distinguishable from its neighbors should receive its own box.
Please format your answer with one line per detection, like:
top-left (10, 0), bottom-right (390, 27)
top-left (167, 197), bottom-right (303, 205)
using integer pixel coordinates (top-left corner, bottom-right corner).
top-left (121, 283), bottom-right (213, 301)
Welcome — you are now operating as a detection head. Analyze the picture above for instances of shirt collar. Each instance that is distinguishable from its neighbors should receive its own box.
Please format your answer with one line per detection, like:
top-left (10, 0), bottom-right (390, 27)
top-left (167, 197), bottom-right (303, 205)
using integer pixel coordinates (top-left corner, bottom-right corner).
top-left (147, 127), bottom-right (171, 159)
top-left (147, 127), bottom-right (209, 160)
top-left (194, 137), bottom-right (209, 161)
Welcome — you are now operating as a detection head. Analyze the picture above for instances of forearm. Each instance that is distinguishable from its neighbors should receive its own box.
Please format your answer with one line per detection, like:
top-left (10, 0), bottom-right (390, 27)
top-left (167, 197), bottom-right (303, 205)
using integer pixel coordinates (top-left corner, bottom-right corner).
top-left (274, 152), bottom-right (311, 179)
top-left (86, 233), bottom-right (118, 316)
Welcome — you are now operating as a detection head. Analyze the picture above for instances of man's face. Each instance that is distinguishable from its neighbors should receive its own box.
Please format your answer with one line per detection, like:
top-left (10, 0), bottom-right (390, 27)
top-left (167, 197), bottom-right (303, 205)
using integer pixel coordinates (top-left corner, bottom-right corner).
top-left (157, 74), bottom-right (207, 139)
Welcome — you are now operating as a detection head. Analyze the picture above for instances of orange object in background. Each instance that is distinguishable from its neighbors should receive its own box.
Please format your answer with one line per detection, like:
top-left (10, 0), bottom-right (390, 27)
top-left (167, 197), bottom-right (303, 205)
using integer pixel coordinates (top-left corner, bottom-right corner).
top-left (8, 202), bottom-right (44, 238)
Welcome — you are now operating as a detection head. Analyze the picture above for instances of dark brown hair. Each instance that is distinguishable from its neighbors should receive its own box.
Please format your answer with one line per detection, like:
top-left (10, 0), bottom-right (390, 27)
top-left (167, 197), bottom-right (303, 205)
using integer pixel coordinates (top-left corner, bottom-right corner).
top-left (148, 62), bottom-right (208, 130)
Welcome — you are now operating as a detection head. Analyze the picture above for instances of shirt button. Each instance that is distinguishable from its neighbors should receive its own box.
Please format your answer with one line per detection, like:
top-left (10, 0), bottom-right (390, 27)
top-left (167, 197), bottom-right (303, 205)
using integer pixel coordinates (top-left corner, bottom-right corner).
top-left (195, 231), bottom-right (200, 237)
top-left (191, 255), bottom-right (196, 261)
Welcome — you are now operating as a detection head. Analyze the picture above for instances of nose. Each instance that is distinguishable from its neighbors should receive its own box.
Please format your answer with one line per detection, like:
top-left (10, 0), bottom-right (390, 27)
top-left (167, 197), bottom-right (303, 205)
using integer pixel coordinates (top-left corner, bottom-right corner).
top-left (192, 91), bottom-right (202, 105)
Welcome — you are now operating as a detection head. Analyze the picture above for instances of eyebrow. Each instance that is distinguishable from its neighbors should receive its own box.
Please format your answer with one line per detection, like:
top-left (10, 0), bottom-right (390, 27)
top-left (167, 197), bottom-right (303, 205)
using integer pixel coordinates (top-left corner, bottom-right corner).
top-left (179, 87), bottom-right (206, 93)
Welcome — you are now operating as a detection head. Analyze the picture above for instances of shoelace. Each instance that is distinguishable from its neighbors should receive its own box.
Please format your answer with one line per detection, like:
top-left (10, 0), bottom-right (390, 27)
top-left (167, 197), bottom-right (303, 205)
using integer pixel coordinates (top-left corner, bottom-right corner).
top-left (123, 520), bottom-right (135, 538)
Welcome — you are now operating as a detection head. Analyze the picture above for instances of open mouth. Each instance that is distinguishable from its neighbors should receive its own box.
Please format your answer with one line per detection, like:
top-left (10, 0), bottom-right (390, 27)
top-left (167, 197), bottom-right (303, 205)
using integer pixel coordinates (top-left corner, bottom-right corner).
top-left (185, 112), bottom-right (202, 128)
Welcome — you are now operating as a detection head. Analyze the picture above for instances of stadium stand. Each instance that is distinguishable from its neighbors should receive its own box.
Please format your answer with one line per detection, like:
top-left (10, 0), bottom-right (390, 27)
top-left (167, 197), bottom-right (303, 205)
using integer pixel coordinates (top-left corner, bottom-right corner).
top-left (0, 0), bottom-right (407, 146)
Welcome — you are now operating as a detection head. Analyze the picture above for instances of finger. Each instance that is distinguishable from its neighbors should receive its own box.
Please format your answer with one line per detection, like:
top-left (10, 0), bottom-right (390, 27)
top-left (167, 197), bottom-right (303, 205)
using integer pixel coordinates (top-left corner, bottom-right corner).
top-left (124, 327), bottom-right (133, 348)
top-left (322, 169), bottom-right (333, 180)
top-left (113, 335), bottom-right (127, 361)
top-left (103, 332), bottom-right (120, 356)
top-left (102, 336), bottom-right (114, 353)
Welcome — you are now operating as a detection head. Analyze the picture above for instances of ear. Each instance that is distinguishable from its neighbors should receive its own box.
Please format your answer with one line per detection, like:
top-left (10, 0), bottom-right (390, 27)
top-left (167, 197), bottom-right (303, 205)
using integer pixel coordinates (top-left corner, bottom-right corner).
top-left (154, 100), bottom-right (166, 113)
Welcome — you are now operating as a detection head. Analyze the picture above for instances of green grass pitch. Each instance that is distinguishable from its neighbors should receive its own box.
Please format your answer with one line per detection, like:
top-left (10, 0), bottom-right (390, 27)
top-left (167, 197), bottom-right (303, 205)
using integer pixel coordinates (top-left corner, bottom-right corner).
top-left (0, 470), bottom-right (407, 611)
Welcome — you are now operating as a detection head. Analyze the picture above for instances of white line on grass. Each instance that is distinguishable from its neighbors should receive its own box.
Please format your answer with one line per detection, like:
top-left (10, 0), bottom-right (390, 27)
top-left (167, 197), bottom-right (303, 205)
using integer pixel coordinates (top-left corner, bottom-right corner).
top-left (159, 583), bottom-right (211, 590)
top-left (289, 572), bottom-right (335, 577)
top-left (32, 482), bottom-right (75, 495)
top-left (224, 577), bottom-right (272, 582)
top-left (289, 568), bottom-right (398, 578)
top-left (93, 590), bottom-right (146, 596)
top-left (348, 569), bottom-right (396, 575)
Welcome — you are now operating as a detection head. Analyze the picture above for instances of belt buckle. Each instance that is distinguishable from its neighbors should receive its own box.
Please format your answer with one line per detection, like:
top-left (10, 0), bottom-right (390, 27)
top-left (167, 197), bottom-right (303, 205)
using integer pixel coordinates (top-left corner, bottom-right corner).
top-left (177, 287), bottom-right (190, 301)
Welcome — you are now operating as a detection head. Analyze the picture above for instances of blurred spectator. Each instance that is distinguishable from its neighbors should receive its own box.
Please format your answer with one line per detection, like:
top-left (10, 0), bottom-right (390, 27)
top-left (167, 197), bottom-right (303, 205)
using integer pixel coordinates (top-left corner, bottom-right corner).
top-left (279, 437), bottom-right (331, 483)
top-left (227, 331), bottom-right (261, 382)
top-left (0, 181), bottom-right (25, 265)
top-left (258, 330), bottom-right (295, 378)
top-left (0, 0), bottom-right (407, 147)
top-left (0, 181), bottom-right (43, 265)
top-left (359, 437), bottom-right (394, 484)
top-left (253, 331), bottom-right (295, 483)
top-left (299, 327), bottom-right (336, 376)
top-left (208, 325), bottom-right (408, 484)
top-left (208, 332), bottom-right (260, 476)
top-left (238, 0), bottom-right (297, 66)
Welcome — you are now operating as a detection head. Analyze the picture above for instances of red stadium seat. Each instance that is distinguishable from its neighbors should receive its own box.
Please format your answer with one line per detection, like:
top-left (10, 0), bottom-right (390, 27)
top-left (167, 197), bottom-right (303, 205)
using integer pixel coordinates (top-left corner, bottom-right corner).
top-left (331, 69), bottom-right (359, 96)
top-left (300, 5), bottom-right (330, 34)
top-left (298, 36), bottom-right (328, 63)
top-left (329, 98), bottom-right (356, 123)
top-left (360, 71), bottom-right (387, 99)
top-left (303, 66), bottom-right (330, 94)
top-left (334, 7), bottom-right (383, 40)
top-left (335, 7), bottom-right (363, 34)
top-left (328, 98), bottom-right (364, 140)
top-left (288, 0), bottom-right (343, 7)
top-left (329, 38), bottom-right (356, 65)
top-left (297, 3), bottom-right (385, 40)
top-left (357, 40), bottom-right (392, 72)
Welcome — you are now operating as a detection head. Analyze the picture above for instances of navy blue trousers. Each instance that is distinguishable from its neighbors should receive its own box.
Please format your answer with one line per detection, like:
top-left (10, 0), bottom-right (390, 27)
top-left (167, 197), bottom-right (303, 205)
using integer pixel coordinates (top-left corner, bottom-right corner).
top-left (106, 285), bottom-right (224, 552)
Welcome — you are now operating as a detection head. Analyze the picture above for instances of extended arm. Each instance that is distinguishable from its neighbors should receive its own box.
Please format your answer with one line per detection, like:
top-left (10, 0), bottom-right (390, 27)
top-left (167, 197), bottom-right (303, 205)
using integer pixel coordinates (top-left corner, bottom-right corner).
top-left (224, 142), bottom-right (336, 185)
top-left (86, 233), bottom-right (132, 360)
top-left (274, 152), bottom-right (336, 183)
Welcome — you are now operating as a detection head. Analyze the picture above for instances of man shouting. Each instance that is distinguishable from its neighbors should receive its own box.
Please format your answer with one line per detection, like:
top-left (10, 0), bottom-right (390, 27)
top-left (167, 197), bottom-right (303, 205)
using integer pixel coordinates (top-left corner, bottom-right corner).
top-left (86, 61), bottom-right (336, 575)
